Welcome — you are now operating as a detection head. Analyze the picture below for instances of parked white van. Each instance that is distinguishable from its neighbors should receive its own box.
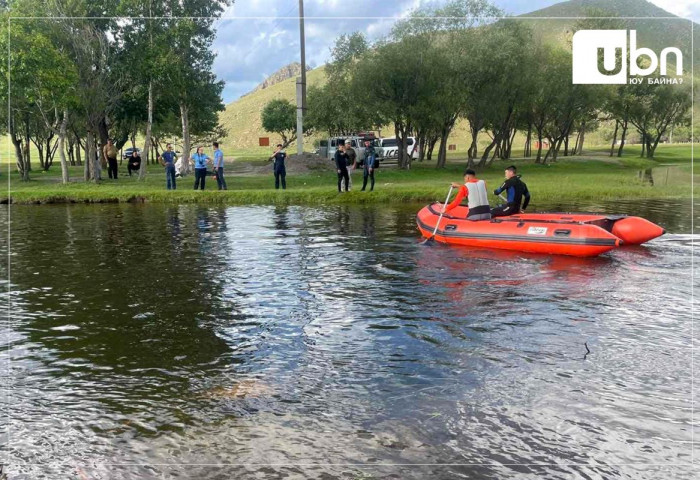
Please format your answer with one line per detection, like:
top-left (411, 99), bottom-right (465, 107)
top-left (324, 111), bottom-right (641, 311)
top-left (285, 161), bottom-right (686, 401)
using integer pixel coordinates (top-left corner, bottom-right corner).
top-left (375, 136), bottom-right (419, 160)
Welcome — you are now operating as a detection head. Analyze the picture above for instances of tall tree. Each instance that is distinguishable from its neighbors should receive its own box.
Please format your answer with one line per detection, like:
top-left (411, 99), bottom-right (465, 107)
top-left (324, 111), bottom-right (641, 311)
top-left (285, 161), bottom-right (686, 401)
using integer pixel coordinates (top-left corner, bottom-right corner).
top-left (166, 1), bottom-right (229, 174)
top-left (262, 99), bottom-right (311, 149)
top-left (628, 79), bottom-right (691, 158)
top-left (306, 33), bottom-right (374, 137)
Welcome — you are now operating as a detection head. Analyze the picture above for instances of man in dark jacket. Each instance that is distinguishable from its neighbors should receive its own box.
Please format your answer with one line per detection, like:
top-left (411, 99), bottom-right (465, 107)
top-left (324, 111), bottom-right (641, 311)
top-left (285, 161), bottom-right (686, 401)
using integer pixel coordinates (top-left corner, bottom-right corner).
top-left (335, 143), bottom-right (350, 192)
top-left (127, 150), bottom-right (142, 177)
top-left (344, 139), bottom-right (356, 190)
top-left (357, 139), bottom-right (377, 191)
top-left (269, 144), bottom-right (287, 189)
top-left (491, 165), bottom-right (530, 217)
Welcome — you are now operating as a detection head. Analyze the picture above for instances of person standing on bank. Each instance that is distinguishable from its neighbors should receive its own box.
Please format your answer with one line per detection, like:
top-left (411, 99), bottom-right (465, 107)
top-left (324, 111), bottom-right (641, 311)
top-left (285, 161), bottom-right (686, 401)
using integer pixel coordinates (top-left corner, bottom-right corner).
top-left (441, 169), bottom-right (491, 220)
top-left (190, 146), bottom-right (211, 190)
top-left (269, 144), bottom-right (287, 189)
top-left (335, 143), bottom-right (350, 193)
top-left (158, 143), bottom-right (177, 190)
top-left (357, 138), bottom-right (377, 192)
top-left (344, 139), bottom-right (356, 191)
top-left (212, 142), bottom-right (227, 190)
top-left (103, 139), bottom-right (119, 180)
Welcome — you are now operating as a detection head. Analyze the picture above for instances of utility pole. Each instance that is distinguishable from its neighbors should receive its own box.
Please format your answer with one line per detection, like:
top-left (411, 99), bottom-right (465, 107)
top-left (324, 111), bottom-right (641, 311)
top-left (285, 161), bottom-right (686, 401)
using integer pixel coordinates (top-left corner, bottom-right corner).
top-left (296, 0), bottom-right (306, 155)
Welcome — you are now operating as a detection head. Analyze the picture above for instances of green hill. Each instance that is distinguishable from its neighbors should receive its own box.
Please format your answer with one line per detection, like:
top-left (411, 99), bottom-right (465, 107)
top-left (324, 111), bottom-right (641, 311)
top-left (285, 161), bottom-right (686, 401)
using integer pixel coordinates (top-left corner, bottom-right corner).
top-left (521, 0), bottom-right (698, 69)
top-left (219, 66), bottom-right (327, 152)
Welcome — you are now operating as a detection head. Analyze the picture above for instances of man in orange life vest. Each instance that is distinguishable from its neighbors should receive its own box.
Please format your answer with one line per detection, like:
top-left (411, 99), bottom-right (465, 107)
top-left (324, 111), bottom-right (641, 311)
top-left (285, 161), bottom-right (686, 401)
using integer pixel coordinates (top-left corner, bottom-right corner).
top-left (441, 169), bottom-right (492, 220)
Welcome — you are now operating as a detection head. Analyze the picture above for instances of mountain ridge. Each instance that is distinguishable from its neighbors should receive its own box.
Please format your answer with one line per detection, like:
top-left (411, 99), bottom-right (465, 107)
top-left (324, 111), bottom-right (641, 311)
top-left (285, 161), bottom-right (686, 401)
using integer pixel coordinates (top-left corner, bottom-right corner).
top-left (241, 62), bottom-right (312, 98)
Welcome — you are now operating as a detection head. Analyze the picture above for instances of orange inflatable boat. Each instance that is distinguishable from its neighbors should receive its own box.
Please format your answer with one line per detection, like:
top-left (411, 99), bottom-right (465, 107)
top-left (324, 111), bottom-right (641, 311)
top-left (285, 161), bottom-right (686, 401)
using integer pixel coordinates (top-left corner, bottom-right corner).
top-left (416, 203), bottom-right (665, 257)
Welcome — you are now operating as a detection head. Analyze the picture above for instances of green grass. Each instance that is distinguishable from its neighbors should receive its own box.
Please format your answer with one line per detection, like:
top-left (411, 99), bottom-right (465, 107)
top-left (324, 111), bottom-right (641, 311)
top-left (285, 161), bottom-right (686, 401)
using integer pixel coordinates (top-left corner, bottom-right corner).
top-left (2, 143), bottom-right (694, 205)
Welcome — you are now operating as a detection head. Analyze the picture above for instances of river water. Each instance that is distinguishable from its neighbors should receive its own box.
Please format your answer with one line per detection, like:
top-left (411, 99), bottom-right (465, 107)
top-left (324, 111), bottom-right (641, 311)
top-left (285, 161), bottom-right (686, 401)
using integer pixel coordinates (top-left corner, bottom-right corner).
top-left (1, 199), bottom-right (697, 479)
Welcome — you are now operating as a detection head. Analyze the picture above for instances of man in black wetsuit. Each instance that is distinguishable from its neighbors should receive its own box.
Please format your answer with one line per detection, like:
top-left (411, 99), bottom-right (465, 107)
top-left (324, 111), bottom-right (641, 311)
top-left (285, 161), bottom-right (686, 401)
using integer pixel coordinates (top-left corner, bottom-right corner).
top-left (335, 143), bottom-right (350, 192)
top-left (491, 165), bottom-right (530, 217)
top-left (269, 144), bottom-right (287, 189)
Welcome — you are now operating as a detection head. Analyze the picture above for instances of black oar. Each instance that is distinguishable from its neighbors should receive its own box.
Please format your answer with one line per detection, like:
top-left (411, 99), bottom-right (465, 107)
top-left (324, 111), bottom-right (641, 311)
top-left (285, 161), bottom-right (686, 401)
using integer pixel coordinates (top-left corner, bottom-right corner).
top-left (421, 185), bottom-right (454, 245)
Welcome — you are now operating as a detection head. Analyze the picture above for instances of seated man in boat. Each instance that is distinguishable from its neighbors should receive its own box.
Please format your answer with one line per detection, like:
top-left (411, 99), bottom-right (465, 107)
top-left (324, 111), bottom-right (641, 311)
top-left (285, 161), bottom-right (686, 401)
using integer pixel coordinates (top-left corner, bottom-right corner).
top-left (441, 169), bottom-right (491, 220)
top-left (491, 165), bottom-right (530, 217)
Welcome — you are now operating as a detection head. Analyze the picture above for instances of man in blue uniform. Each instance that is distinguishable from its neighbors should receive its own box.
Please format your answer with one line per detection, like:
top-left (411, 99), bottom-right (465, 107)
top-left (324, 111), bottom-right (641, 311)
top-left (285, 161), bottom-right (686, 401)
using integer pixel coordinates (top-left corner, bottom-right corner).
top-left (158, 143), bottom-right (177, 190)
top-left (269, 144), bottom-right (287, 189)
top-left (212, 142), bottom-right (227, 190)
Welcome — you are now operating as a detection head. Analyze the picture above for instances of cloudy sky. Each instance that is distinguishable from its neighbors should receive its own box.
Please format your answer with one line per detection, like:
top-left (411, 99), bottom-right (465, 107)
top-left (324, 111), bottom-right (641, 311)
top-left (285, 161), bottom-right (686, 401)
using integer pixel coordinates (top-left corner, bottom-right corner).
top-left (213, 0), bottom-right (699, 104)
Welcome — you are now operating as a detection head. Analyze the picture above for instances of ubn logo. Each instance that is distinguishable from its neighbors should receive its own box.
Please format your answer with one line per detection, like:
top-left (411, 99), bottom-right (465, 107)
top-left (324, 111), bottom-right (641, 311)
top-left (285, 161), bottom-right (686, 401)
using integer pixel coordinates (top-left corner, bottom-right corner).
top-left (572, 30), bottom-right (683, 84)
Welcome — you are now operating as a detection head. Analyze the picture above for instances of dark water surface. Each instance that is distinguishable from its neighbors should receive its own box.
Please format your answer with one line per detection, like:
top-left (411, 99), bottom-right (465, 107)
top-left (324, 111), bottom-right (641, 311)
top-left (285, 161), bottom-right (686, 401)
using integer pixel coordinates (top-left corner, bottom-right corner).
top-left (1, 199), bottom-right (697, 479)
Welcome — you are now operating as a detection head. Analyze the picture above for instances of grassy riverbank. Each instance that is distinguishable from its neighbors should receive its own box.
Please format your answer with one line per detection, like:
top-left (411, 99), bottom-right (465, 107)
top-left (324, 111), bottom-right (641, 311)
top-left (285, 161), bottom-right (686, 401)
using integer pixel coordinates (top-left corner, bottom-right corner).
top-left (1, 144), bottom-right (694, 205)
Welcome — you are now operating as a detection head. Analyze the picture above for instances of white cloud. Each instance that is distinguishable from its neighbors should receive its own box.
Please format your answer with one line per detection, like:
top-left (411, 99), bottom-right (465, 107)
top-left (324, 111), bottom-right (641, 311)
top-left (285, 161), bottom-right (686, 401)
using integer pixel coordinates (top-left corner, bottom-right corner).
top-left (212, 0), bottom-right (419, 102)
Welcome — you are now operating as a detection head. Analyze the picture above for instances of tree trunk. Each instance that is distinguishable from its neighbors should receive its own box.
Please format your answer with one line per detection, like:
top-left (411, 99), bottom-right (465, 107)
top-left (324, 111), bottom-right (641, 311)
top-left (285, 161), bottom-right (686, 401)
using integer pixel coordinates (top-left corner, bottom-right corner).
top-left (535, 128), bottom-right (543, 163)
top-left (427, 136), bottom-right (437, 161)
top-left (646, 135), bottom-right (658, 158)
top-left (478, 135), bottom-right (499, 168)
top-left (84, 132), bottom-right (91, 181)
top-left (98, 116), bottom-right (109, 170)
top-left (395, 123), bottom-right (409, 169)
top-left (505, 128), bottom-right (516, 159)
top-left (48, 136), bottom-right (59, 169)
top-left (417, 134), bottom-right (427, 162)
top-left (67, 136), bottom-right (75, 166)
top-left (563, 135), bottom-right (569, 156)
top-left (487, 142), bottom-right (499, 166)
top-left (468, 123), bottom-right (480, 162)
top-left (553, 136), bottom-right (565, 162)
top-left (609, 120), bottom-right (619, 157)
top-left (436, 130), bottom-right (449, 169)
top-left (617, 118), bottom-right (628, 157)
top-left (139, 81), bottom-right (153, 180)
top-left (24, 112), bottom-right (32, 172)
top-left (35, 142), bottom-right (45, 170)
top-left (75, 135), bottom-right (83, 166)
top-left (44, 136), bottom-right (52, 170)
top-left (640, 134), bottom-right (646, 157)
top-left (435, 115), bottom-right (457, 169)
top-left (542, 136), bottom-right (557, 165)
top-left (10, 118), bottom-right (29, 181)
top-left (58, 110), bottom-right (70, 184)
top-left (524, 123), bottom-right (532, 157)
top-left (577, 128), bottom-right (586, 155)
top-left (180, 102), bottom-right (191, 175)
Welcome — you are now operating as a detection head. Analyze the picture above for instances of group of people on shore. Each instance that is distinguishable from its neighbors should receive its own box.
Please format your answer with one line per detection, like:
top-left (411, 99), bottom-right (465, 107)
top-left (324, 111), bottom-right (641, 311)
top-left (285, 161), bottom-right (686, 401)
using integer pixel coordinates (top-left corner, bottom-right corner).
top-left (442, 165), bottom-right (531, 219)
top-left (103, 139), bottom-right (529, 218)
top-left (102, 140), bottom-right (234, 191)
top-left (334, 138), bottom-right (378, 192)
top-left (102, 138), bottom-right (380, 193)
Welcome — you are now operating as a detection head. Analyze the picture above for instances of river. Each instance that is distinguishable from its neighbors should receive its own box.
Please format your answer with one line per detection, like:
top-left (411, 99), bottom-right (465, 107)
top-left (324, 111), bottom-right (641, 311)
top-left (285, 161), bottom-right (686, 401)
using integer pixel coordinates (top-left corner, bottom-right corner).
top-left (1, 199), bottom-right (697, 479)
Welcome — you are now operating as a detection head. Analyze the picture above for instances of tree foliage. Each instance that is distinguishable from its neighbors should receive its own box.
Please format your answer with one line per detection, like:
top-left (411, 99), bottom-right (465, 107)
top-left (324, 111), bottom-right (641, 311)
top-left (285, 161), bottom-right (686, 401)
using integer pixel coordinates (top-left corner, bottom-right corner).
top-left (261, 98), bottom-right (311, 149)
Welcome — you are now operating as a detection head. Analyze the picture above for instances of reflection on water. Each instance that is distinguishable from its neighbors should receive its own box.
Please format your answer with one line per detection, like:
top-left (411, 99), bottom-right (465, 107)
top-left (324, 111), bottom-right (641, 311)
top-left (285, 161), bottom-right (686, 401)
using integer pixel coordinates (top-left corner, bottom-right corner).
top-left (1, 199), bottom-right (696, 479)
top-left (637, 165), bottom-right (684, 187)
